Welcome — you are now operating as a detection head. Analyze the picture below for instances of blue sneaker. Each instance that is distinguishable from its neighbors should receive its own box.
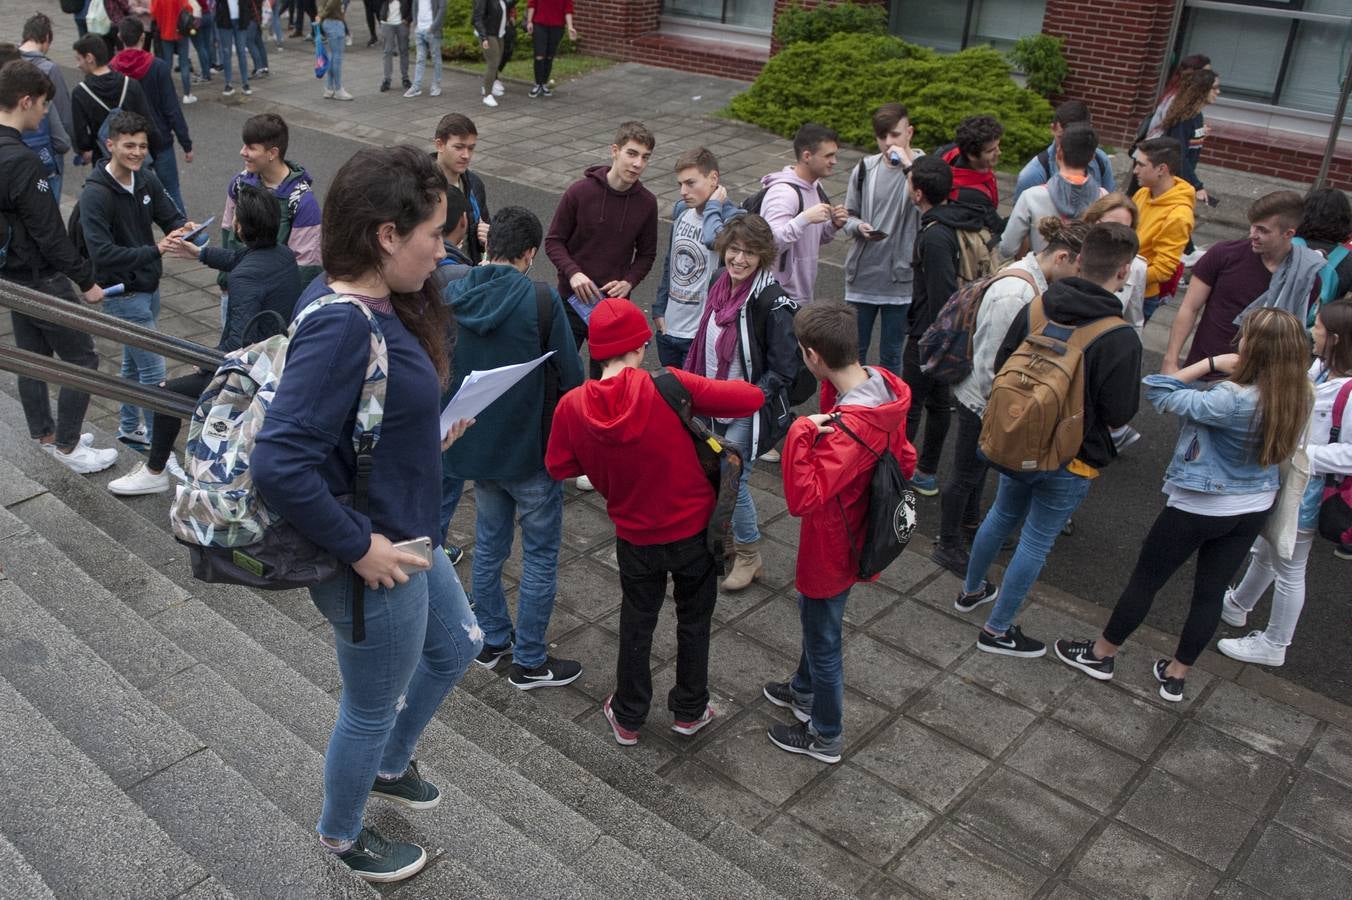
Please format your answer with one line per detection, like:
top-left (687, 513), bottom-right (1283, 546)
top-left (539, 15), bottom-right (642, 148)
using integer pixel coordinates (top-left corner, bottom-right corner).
top-left (910, 471), bottom-right (938, 497)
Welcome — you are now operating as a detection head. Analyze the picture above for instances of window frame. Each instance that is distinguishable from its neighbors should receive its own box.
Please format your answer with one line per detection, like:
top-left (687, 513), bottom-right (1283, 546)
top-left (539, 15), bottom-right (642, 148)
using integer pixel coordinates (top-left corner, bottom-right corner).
top-left (660, 0), bottom-right (776, 33)
top-left (888, 0), bottom-right (1049, 52)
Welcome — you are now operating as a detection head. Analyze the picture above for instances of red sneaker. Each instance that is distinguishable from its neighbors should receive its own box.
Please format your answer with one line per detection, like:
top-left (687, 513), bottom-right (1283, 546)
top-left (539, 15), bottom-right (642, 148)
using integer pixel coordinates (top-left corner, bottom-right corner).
top-left (671, 706), bottom-right (715, 736)
top-left (603, 695), bottom-right (639, 746)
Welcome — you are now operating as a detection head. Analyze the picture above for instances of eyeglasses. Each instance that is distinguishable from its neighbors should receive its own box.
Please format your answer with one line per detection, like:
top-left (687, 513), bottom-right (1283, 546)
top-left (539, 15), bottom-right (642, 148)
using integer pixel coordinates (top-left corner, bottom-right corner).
top-left (726, 246), bottom-right (757, 260)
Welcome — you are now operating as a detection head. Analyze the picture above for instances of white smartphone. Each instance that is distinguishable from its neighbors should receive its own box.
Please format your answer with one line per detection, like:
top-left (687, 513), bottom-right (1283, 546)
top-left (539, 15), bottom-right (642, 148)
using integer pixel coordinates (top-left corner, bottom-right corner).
top-left (392, 536), bottom-right (434, 575)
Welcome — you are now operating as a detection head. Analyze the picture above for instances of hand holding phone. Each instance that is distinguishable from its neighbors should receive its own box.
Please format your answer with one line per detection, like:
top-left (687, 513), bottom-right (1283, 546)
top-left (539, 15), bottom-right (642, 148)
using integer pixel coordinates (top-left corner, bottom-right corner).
top-left (182, 215), bottom-right (215, 245)
top-left (391, 537), bottom-right (434, 575)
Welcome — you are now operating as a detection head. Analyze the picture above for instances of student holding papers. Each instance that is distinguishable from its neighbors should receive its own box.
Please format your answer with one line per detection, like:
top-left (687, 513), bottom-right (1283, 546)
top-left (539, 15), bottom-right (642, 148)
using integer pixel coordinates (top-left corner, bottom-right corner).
top-left (444, 206), bottom-right (586, 690)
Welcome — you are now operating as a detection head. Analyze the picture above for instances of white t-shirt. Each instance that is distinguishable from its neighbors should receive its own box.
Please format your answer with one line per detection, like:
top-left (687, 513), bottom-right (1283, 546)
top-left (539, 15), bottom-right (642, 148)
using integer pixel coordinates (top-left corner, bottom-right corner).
top-left (704, 316), bottom-right (746, 424)
top-left (385, 1), bottom-right (402, 25)
top-left (663, 206), bottom-right (720, 339)
top-left (416, 0), bottom-right (432, 30)
top-left (1164, 484), bottom-right (1277, 516)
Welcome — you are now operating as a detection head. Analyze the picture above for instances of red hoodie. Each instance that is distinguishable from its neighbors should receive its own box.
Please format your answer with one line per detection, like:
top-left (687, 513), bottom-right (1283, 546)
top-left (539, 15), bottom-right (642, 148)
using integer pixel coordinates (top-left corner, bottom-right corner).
top-left (545, 367), bottom-right (764, 545)
top-left (109, 48), bottom-right (155, 81)
top-left (942, 146), bottom-right (999, 208)
top-left (783, 367), bottom-right (916, 599)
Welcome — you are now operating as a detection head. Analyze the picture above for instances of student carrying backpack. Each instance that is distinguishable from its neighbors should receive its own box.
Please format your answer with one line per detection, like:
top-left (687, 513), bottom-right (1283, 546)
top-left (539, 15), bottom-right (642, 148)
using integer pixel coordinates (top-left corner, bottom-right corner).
top-left (918, 268), bottom-right (1041, 385)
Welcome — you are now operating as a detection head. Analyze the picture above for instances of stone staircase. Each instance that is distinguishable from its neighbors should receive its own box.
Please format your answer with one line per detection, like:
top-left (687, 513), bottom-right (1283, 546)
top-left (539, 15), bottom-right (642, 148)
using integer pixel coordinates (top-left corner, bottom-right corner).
top-left (0, 380), bottom-right (850, 900)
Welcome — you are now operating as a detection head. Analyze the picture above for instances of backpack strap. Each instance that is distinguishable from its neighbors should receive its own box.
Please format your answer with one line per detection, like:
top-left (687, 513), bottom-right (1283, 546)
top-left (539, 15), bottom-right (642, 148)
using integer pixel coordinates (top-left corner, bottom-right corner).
top-left (651, 368), bottom-right (733, 457)
top-left (78, 81), bottom-right (112, 113)
top-left (117, 75), bottom-right (129, 108)
top-left (1331, 379), bottom-right (1352, 445)
top-left (533, 282), bottom-right (552, 355)
top-left (1036, 149), bottom-right (1052, 181)
top-left (832, 414), bottom-right (883, 461)
top-left (1028, 297), bottom-right (1128, 349)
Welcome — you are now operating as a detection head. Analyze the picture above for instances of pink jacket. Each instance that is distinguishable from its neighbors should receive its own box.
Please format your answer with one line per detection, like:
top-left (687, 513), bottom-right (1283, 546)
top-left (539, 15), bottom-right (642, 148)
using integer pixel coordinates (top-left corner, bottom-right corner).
top-left (758, 167), bottom-right (838, 304)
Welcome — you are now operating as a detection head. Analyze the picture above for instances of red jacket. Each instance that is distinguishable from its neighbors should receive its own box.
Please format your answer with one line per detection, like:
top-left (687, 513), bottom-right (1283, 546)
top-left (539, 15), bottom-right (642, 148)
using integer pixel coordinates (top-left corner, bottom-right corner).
top-left (150, 0), bottom-right (189, 42)
top-left (528, 0), bottom-right (574, 27)
top-left (783, 367), bottom-right (915, 598)
top-left (545, 367), bottom-right (764, 546)
top-left (942, 145), bottom-right (999, 208)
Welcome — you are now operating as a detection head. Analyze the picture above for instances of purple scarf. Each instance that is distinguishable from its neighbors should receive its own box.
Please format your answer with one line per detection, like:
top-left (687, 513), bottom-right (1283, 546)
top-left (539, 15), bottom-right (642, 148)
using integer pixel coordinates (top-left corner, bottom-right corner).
top-left (684, 271), bottom-right (754, 379)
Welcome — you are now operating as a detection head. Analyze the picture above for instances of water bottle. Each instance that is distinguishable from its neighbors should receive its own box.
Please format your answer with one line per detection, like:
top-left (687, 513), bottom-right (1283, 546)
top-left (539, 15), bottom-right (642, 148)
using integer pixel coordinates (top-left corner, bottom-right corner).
top-left (887, 150), bottom-right (903, 167)
top-left (102, 283), bottom-right (125, 298)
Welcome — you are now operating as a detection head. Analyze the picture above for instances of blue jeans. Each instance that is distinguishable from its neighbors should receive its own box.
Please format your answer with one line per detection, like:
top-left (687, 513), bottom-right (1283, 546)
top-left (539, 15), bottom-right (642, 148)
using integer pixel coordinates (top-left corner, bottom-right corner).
top-left (310, 548), bottom-right (480, 841)
top-left (159, 35), bottom-right (192, 97)
top-left (322, 19), bottom-right (346, 91)
top-left (655, 332), bottom-right (692, 369)
top-left (102, 290), bottom-right (165, 438)
top-left (411, 28), bottom-right (442, 90)
top-left (193, 19), bottom-right (219, 74)
top-left (220, 21), bottom-right (251, 87)
top-left (247, 21), bottom-right (269, 70)
top-left (151, 146), bottom-right (185, 215)
top-left (471, 468), bottom-right (563, 668)
top-left (790, 589), bottom-right (849, 740)
top-left (717, 416), bottom-right (759, 544)
top-left (1143, 293), bottom-right (1164, 322)
top-left (964, 467), bottom-right (1092, 634)
top-left (269, 3), bottom-right (287, 43)
top-left (438, 454), bottom-right (464, 546)
top-left (851, 301), bottom-right (907, 376)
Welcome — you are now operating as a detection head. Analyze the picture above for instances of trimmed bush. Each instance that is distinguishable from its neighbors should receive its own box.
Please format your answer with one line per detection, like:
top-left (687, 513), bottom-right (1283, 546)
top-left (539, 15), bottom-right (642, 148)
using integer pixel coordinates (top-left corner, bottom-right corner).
top-left (1008, 34), bottom-right (1069, 98)
top-left (441, 0), bottom-right (575, 63)
top-left (726, 33), bottom-right (1052, 165)
top-left (773, 0), bottom-right (887, 47)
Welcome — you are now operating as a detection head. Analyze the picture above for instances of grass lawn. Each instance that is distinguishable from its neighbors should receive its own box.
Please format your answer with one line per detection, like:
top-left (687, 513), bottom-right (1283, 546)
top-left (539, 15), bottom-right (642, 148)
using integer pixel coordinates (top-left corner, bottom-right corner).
top-left (443, 53), bottom-right (616, 84)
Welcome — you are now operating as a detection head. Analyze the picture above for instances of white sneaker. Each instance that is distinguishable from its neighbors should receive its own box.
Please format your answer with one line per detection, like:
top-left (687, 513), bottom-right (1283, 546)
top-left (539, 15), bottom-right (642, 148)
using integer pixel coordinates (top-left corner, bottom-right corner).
top-left (482, 93), bottom-right (498, 108)
top-left (333, 89), bottom-right (354, 101)
top-left (575, 475), bottom-right (594, 492)
top-left (429, 84), bottom-right (441, 97)
top-left (1218, 631), bottom-right (1286, 667)
top-left (165, 453), bottom-right (187, 483)
top-left (345, 33), bottom-right (353, 47)
top-left (323, 88), bottom-right (335, 99)
top-left (108, 461), bottom-right (171, 496)
top-left (759, 448), bottom-right (781, 462)
top-left (51, 442), bottom-right (119, 475)
top-left (403, 85), bottom-right (422, 98)
top-left (1181, 247), bottom-right (1207, 268)
top-left (183, 93), bottom-right (198, 105)
top-left (492, 79), bottom-right (505, 97)
top-left (1220, 587), bottom-right (1248, 628)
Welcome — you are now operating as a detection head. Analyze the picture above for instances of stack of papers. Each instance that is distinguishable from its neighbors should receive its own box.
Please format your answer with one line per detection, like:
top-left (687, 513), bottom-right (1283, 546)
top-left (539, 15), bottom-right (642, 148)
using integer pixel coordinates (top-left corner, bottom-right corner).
top-left (440, 351), bottom-right (555, 433)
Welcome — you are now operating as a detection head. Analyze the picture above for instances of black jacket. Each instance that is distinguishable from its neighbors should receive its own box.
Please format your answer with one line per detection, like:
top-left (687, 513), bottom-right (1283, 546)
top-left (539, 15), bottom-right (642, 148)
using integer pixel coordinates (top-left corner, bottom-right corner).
top-left (719, 270), bottom-right (798, 457)
top-left (909, 200), bottom-right (987, 339)
top-left (472, 0), bottom-right (509, 38)
top-left (199, 244), bottom-right (301, 353)
top-left (378, 0), bottom-right (414, 23)
top-left (78, 162), bottom-right (186, 293)
top-left (71, 71), bottom-right (159, 160)
top-left (216, 0), bottom-right (257, 28)
top-left (995, 276), bottom-right (1143, 469)
top-left (111, 52), bottom-right (191, 154)
top-left (434, 155), bottom-right (491, 265)
top-left (0, 127), bottom-right (94, 290)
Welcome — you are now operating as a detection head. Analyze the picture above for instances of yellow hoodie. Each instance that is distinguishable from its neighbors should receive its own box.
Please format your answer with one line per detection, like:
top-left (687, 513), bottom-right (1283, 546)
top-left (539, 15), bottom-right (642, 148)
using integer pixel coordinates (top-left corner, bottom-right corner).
top-left (1134, 177), bottom-right (1196, 298)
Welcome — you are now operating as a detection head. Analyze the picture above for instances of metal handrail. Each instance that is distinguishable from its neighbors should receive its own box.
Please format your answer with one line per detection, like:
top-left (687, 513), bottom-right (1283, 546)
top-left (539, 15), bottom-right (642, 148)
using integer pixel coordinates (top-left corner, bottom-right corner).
top-left (0, 279), bottom-right (226, 419)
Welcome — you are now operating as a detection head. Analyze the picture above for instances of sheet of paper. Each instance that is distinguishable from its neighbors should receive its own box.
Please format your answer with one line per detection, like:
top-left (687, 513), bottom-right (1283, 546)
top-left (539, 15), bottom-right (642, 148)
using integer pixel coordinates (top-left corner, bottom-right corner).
top-left (440, 351), bottom-right (555, 434)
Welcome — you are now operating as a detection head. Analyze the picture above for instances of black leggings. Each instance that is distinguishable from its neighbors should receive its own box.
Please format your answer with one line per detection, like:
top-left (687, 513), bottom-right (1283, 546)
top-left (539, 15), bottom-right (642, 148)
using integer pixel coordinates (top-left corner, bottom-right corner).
top-left (533, 24), bottom-right (564, 85)
top-left (938, 403), bottom-right (987, 546)
top-left (1103, 503), bottom-right (1271, 665)
top-left (902, 337), bottom-right (952, 475)
top-left (149, 370), bottom-right (212, 473)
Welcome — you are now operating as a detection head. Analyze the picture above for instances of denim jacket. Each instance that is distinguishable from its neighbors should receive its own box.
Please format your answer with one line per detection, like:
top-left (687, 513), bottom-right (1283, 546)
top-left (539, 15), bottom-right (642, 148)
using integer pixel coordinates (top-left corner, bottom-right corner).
top-left (1144, 375), bottom-right (1280, 495)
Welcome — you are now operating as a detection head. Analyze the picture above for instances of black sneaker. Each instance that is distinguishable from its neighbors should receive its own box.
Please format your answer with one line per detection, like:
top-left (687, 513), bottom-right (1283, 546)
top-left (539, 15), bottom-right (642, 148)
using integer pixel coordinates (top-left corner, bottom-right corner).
top-left (977, 624), bottom-right (1045, 658)
top-left (529, 84), bottom-right (543, 98)
top-left (1054, 638), bottom-right (1115, 680)
top-left (474, 639), bottom-right (513, 670)
top-left (540, 84), bottom-right (554, 97)
top-left (403, 77), bottom-right (412, 89)
top-left (931, 540), bottom-right (970, 577)
top-left (767, 721), bottom-right (841, 764)
top-left (369, 759), bottom-right (440, 810)
top-left (330, 826), bottom-right (426, 883)
top-left (762, 681), bottom-right (810, 724)
top-left (955, 581), bottom-right (998, 614)
top-left (443, 544), bottom-right (464, 566)
top-left (1336, 542), bottom-right (1352, 561)
top-left (508, 656), bottom-right (582, 690)
top-left (379, 80), bottom-right (390, 92)
top-left (1154, 658), bottom-right (1185, 702)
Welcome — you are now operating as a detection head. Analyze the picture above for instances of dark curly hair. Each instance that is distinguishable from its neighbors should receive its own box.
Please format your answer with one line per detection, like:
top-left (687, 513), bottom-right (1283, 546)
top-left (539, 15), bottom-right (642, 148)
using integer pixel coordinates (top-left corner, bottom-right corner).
top-left (955, 115), bottom-right (1004, 160)
top-left (1297, 188), bottom-right (1352, 245)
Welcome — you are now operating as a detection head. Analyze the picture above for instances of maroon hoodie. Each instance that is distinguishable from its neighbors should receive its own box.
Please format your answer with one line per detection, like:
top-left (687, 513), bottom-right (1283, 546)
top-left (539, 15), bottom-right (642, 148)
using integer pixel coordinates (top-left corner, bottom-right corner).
top-left (544, 164), bottom-right (658, 305)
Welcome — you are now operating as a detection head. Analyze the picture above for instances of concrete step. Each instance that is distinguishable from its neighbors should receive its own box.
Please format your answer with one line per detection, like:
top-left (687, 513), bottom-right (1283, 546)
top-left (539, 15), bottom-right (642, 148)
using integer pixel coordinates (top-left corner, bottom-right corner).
top-left (0, 670), bottom-right (207, 897)
top-left (0, 830), bottom-right (57, 900)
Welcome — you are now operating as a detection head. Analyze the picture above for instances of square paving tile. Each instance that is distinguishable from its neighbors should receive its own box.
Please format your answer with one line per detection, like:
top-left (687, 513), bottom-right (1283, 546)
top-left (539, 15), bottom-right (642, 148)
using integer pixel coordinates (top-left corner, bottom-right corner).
top-left (868, 601), bottom-right (977, 668)
top-left (875, 549), bottom-right (942, 596)
top-left (705, 630), bottom-right (798, 704)
top-left (1305, 724), bottom-right (1352, 789)
top-left (575, 705), bottom-right (681, 772)
top-left (844, 634), bottom-right (942, 711)
top-left (853, 717), bottom-right (991, 810)
top-left (1117, 769), bottom-right (1257, 869)
top-left (891, 823), bottom-right (1048, 899)
top-left (554, 557), bottom-right (625, 623)
top-left (753, 535), bottom-right (798, 591)
top-left (548, 624), bottom-right (618, 702)
top-left (1238, 825), bottom-right (1352, 899)
top-left (1005, 719), bottom-right (1141, 812)
top-left (841, 581), bottom-right (905, 628)
top-left (954, 652), bottom-right (1080, 714)
top-left (758, 814), bottom-right (878, 894)
top-left (737, 594), bottom-right (830, 659)
top-left (907, 675), bottom-right (1037, 759)
top-left (955, 768), bottom-right (1097, 870)
top-left (1275, 770), bottom-right (1352, 858)
top-left (1198, 681), bottom-right (1318, 762)
top-left (789, 764), bottom-right (933, 866)
top-left (1154, 722), bottom-right (1290, 815)
top-left (695, 709), bottom-right (824, 805)
top-left (710, 581), bottom-right (775, 625)
top-left (660, 759), bottom-right (774, 830)
top-left (1070, 823), bottom-right (1219, 900)
top-left (1052, 684), bottom-right (1177, 760)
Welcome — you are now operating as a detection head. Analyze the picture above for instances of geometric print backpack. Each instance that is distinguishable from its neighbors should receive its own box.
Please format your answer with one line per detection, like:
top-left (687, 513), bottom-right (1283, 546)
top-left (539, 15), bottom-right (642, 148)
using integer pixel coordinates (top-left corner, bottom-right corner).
top-left (169, 295), bottom-right (387, 640)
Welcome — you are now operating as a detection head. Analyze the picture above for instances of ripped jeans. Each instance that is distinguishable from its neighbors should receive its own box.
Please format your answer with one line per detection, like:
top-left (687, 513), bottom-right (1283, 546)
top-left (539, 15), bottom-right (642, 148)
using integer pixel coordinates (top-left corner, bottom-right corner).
top-left (310, 545), bottom-right (481, 841)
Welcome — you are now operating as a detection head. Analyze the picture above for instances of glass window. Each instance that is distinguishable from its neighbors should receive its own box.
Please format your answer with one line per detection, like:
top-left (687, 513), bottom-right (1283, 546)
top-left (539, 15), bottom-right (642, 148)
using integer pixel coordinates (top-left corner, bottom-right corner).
top-left (889, 0), bottom-right (1047, 52)
top-left (1179, 8), bottom-right (1286, 101)
top-left (663, 0), bottom-right (774, 31)
top-left (890, 0), bottom-right (966, 52)
top-left (970, 0), bottom-right (1050, 51)
top-left (666, 0), bottom-right (724, 23)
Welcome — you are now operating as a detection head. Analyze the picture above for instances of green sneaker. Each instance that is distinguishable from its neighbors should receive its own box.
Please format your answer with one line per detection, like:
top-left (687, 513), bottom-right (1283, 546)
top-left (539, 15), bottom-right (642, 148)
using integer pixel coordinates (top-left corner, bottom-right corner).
top-left (331, 826), bottom-right (426, 883)
top-left (369, 759), bottom-right (441, 810)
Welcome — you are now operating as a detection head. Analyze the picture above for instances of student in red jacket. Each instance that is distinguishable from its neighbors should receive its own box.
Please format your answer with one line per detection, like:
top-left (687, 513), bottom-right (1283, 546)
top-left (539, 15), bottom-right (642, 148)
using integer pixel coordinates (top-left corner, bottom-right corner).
top-left (545, 298), bottom-right (764, 746)
top-left (764, 303), bottom-right (915, 764)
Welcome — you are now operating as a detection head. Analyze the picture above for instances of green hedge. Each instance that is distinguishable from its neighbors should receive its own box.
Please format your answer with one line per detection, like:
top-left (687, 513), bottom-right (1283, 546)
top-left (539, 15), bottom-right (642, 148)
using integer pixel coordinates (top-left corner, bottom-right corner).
top-left (441, 0), bottom-right (576, 62)
top-left (726, 33), bottom-right (1052, 165)
top-left (772, 0), bottom-right (887, 47)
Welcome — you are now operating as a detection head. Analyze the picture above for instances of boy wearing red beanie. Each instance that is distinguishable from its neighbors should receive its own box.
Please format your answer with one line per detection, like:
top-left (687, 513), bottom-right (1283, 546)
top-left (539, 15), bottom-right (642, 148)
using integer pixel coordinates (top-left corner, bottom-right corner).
top-left (546, 298), bottom-right (764, 745)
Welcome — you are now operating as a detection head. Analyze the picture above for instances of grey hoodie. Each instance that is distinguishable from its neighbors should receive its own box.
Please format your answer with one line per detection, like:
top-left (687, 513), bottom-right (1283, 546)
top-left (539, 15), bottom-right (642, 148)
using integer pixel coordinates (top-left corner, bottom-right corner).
top-left (843, 151), bottom-right (923, 304)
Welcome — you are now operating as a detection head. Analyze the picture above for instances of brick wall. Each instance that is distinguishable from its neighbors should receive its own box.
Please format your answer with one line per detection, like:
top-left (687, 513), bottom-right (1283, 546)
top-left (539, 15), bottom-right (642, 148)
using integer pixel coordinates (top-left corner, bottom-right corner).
top-left (573, 0), bottom-right (661, 51)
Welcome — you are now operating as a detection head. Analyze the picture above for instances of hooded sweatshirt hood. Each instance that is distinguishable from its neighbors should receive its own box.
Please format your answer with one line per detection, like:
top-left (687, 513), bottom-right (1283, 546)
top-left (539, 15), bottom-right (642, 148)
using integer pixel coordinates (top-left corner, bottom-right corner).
top-left (1041, 276), bottom-right (1128, 325)
top-left (924, 198), bottom-right (988, 233)
top-left (109, 48), bottom-right (155, 81)
top-left (1148, 175), bottom-right (1198, 212)
top-left (574, 366), bottom-right (657, 446)
top-left (448, 264), bottom-right (535, 335)
top-left (757, 166), bottom-right (837, 302)
top-left (582, 164), bottom-right (651, 235)
top-left (1046, 171), bottom-right (1103, 219)
top-left (942, 146), bottom-right (999, 207)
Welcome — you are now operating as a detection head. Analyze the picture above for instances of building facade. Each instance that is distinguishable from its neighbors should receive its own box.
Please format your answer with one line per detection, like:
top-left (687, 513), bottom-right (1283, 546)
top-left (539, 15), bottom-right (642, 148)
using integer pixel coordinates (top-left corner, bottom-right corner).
top-left (575, 0), bottom-right (1352, 189)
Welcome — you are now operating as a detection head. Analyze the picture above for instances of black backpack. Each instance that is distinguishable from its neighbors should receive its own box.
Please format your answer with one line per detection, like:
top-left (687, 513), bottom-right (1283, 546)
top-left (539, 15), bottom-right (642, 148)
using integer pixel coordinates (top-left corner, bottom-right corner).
top-left (651, 368), bottom-right (743, 575)
top-left (832, 416), bottom-right (917, 579)
top-left (743, 181), bottom-right (830, 272)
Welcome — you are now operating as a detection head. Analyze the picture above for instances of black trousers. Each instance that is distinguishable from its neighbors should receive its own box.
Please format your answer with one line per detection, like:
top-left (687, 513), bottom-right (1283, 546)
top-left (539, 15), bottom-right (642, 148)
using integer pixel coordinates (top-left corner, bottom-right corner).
top-left (564, 301), bottom-right (602, 379)
top-left (532, 24), bottom-right (564, 84)
top-left (1103, 503), bottom-right (1271, 665)
top-left (11, 275), bottom-right (99, 451)
top-left (902, 337), bottom-right (952, 475)
top-left (149, 370), bottom-right (211, 472)
top-left (612, 531), bottom-right (718, 729)
top-left (938, 403), bottom-right (987, 546)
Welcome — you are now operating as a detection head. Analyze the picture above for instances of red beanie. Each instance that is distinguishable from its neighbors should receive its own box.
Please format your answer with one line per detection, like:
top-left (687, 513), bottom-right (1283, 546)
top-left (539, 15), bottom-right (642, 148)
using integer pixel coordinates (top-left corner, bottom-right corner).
top-left (587, 298), bottom-right (652, 360)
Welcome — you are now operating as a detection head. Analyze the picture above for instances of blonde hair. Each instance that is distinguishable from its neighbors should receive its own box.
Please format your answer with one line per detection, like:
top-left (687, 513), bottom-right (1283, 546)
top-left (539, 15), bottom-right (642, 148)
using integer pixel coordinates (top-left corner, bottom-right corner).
top-left (1230, 308), bottom-right (1313, 466)
top-left (1084, 192), bottom-right (1139, 228)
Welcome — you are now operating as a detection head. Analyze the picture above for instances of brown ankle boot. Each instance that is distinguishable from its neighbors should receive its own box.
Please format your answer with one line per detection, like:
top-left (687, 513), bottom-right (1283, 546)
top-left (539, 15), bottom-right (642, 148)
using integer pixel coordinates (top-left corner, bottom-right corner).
top-left (721, 539), bottom-right (764, 591)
